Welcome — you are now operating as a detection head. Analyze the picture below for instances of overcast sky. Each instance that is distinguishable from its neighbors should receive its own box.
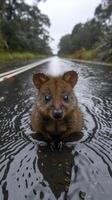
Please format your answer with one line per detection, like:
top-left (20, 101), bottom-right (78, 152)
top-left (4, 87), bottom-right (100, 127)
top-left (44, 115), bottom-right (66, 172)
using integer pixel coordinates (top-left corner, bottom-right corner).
top-left (27, 0), bottom-right (101, 53)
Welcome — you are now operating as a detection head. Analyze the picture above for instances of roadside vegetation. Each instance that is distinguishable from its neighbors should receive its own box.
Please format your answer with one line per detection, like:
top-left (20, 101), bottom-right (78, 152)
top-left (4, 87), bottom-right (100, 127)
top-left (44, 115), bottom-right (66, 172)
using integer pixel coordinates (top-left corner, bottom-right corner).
top-left (58, 0), bottom-right (112, 63)
top-left (0, 0), bottom-right (52, 63)
top-left (0, 52), bottom-right (46, 62)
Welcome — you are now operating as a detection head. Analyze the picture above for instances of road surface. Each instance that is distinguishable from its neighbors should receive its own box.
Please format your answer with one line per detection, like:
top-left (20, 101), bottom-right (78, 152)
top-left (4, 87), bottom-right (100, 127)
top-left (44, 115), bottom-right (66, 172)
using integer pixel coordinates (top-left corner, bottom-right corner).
top-left (0, 57), bottom-right (112, 200)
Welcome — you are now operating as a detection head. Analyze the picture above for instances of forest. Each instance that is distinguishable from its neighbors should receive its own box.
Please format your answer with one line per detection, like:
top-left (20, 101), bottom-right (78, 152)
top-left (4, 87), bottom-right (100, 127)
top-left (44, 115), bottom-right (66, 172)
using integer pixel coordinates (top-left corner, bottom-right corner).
top-left (0, 0), bottom-right (52, 60)
top-left (58, 0), bottom-right (112, 63)
top-left (0, 0), bottom-right (112, 63)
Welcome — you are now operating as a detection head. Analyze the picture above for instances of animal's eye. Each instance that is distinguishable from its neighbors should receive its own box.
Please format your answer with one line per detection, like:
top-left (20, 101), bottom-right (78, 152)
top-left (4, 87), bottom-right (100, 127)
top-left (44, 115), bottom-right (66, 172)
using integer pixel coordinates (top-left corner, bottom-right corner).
top-left (63, 95), bottom-right (69, 102)
top-left (44, 95), bottom-right (51, 102)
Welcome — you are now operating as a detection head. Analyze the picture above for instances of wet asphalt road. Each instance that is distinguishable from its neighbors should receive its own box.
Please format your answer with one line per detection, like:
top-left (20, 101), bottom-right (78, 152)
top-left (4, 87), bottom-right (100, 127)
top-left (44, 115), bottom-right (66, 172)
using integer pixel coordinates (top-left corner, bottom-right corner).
top-left (0, 57), bottom-right (112, 200)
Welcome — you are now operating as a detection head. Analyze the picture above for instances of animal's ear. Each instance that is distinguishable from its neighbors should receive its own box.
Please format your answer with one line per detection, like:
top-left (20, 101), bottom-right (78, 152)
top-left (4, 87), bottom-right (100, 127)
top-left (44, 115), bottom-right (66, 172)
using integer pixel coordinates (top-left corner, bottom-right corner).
top-left (63, 70), bottom-right (78, 87)
top-left (33, 73), bottom-right (49, 89)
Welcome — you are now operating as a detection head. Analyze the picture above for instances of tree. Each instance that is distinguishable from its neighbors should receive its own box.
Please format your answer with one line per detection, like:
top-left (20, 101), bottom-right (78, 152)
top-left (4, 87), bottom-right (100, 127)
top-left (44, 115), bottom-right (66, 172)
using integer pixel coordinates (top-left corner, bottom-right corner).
top-left (58, 34), bottom-right (72, 55)
top-left (95, 0), bottom-right (112, 27)
top-left (58, 0), bottom-right (112, 62)
top-left (95, 0), bottom-right (112, 61)
top-left (0, 0), bottom-right (52, 54)
top-left (58, 19), bottom-right (102, 55)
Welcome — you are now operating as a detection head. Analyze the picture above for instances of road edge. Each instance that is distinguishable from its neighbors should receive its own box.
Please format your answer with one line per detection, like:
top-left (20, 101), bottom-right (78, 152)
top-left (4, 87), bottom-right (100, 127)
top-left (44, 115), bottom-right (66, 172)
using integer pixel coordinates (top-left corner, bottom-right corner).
top-left (65, 58), bottom-right (112, 67)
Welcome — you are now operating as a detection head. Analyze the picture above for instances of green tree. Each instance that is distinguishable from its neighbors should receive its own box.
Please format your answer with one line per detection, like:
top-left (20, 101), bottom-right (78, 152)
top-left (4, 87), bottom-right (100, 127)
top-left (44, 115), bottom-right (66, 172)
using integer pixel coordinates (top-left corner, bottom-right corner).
top-left (95, 0), bottom-right (112, 27)
top-left (58, 19), bottom-right (102, 55)
top-left (58, 0), bottom-right (112, 62)
top-left (58, 34), bottom-right (72, 55)
top-left (95, 0), bottom-right (112, 61)
top-left (0, 0), bottom-right (52, 54)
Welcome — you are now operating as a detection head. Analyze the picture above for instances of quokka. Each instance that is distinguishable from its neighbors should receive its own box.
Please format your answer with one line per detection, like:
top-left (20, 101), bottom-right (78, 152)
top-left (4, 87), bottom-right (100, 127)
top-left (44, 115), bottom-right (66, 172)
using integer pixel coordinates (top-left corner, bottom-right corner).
top-left (31, 70), bottom-right (83, 149)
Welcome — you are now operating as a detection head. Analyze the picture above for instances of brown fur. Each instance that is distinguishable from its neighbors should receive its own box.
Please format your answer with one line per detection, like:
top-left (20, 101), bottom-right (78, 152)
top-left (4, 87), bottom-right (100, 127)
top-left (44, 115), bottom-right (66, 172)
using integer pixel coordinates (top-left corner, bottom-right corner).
top-left (31, 71), bottom-right (83, 142)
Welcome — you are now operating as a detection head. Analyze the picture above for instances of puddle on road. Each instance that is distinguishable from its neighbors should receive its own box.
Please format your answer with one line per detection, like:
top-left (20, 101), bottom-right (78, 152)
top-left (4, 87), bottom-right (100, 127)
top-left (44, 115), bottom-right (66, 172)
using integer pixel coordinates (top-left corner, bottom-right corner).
top-left (0, 57), bottom-right (112, 200)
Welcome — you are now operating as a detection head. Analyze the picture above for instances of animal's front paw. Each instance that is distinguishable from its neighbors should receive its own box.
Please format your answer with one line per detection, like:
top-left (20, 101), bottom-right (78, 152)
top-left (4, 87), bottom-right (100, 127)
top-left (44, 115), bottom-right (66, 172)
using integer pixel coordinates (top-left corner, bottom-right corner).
top-left (49, 141), bottom-right (56, 151)
top-left (58, 141), bottom-right (64, 151)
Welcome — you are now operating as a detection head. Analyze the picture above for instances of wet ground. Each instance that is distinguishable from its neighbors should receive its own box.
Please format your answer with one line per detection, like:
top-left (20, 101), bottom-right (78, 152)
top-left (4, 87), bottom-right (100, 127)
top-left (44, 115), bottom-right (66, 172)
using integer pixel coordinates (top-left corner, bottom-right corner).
top-left (0, 57), bottom-right (112, 200)
top-left (0, 58), bottom-right (43, 74)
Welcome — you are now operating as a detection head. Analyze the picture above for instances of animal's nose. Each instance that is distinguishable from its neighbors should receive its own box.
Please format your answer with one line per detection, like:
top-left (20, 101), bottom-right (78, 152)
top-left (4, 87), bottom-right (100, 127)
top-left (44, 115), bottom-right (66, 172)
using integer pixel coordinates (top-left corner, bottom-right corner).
top-left (53, 109), bottom-right (63, 119)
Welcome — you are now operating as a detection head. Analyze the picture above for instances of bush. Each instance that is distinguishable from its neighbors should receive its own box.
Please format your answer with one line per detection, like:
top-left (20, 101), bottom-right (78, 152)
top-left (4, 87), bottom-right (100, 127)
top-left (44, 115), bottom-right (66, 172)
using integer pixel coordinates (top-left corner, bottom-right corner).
top-left (68, 48), bottom-right (97, 61)
top-left (0, 52), bottom-right (46, 61)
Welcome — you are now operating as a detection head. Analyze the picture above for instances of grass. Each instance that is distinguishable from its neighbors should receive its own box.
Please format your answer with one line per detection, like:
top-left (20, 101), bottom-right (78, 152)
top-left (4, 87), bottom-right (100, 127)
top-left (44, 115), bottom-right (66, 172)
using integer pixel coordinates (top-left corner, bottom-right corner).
top-left (0, 51), bottom-right (46, 62)
top-left (67, 48), bottom-right (97, 61)
top-left (104, 54), bottom-right (112, 63)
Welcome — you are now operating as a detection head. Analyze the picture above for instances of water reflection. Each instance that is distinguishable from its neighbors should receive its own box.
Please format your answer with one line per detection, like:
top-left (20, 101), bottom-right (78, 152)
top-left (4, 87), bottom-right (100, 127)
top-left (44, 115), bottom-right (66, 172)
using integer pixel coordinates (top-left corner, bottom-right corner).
top-left (47, 56), bottom-right (69, 76)
top-left (38, 146), bottom-right (74, 199)
top-left (0, 57), bottom-right (112, 200)
top-left (47, 57), bottom-right (63, 76)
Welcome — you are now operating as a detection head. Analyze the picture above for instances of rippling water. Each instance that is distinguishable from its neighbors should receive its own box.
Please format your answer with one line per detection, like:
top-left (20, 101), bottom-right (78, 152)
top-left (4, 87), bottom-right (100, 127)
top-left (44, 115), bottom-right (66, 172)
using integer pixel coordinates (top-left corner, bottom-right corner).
top-left (0, 57), bottom-right (112, 200)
